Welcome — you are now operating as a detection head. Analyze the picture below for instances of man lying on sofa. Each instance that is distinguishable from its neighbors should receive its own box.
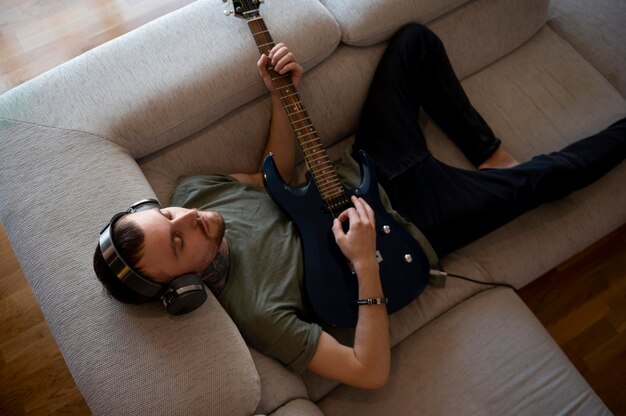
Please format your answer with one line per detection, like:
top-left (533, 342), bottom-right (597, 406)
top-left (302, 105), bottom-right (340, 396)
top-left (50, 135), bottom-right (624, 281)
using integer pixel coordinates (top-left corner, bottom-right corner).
top-left (94, 25), bottom-right (626, 389)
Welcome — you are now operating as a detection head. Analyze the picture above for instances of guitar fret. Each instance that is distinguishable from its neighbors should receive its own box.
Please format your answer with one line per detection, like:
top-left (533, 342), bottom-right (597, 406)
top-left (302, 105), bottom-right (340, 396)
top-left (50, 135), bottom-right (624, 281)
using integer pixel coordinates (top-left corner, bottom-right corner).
top-left (252, 29), bottom-right (270, 37)
top-left (293, 121), bottom-right (313, 132)
top-left (280, 92), bottom-right (298, 100)
top-left (319, 183), bottom-right (341, 195)
top-left (312, 173), bottom-right (339, 187)
top-left (324, 189), bottom-right (345, 200)
top-left (293, 121), bottom-right (314, 133)
top-left (318, 178), bottom-right (343, 192)
top-left (296, 131), bottom-right (316, 141)
top-left (300, 135), bottom-right (321, 146)
top-left (276, 84), bottom-right (294, 92)
top-left (272, 75), bottom-right (291, 82)
top-left (322, 173), bottom-right (342, 183)
top-left (247, 15), bottom-right (347, 206)
top-left (315, 170), bottom-right (340, 180)
top-left (306, 153), bottom-right (329, 165)
top-left (315, 169), bottom-right (340, 181)
top-left (321, 190), bottom-right (343, 201)
top-left (286, 108), bottom-right (307, 118)
top-left (303, 143), bottom-right (325, 155)
top-left (317, 178), bottom-right (341, 189)
top-left (298, 129), bottom-right (319, 139)
top-left (317, 180), bottom-right (343, 193)
top-left (304, 148), bottom-right (326, 159)
top-left (308, 165), bottom-right (332, 177)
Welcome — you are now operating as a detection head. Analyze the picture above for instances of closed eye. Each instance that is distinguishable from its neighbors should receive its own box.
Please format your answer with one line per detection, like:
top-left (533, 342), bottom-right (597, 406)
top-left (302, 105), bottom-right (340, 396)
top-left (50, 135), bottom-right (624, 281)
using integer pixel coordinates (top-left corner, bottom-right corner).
top-left (157, 209), bottom-right (178, 257)
top-left (174, 234), bottom-right (184, 250)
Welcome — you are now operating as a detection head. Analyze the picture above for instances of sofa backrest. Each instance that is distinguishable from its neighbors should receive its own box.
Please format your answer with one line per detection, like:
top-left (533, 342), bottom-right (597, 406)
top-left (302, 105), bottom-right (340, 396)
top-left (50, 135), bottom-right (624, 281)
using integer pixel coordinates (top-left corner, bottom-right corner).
top-left (0, 0), bottom-right (340, 160)
top-left (0, 0), bottom-right (551, 414)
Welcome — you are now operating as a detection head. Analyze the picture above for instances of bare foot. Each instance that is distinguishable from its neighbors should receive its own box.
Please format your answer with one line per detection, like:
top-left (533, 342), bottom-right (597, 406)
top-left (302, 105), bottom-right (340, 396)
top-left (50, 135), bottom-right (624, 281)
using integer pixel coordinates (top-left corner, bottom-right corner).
top-left (479, 148), bottom-right (520, 170)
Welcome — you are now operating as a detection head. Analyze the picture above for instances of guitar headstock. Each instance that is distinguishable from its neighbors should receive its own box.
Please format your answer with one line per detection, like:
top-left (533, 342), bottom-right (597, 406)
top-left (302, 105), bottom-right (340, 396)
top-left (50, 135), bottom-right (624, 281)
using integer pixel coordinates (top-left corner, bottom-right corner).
top-left (224, 0), bottom-right (263, 20)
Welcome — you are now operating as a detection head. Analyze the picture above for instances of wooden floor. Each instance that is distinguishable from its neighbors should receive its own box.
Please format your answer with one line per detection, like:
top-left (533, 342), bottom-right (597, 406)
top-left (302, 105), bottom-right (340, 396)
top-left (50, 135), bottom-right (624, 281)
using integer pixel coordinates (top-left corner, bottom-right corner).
top-left (518, 224), bottom-right (626, 415)
top-left (0, 0), bottom-right (625, 415)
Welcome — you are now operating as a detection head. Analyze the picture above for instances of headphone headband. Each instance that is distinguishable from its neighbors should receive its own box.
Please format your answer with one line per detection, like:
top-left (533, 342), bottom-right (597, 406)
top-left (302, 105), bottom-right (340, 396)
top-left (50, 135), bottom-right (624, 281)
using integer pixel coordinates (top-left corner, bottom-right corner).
top-left (98, 199), bottom-right (164, 298)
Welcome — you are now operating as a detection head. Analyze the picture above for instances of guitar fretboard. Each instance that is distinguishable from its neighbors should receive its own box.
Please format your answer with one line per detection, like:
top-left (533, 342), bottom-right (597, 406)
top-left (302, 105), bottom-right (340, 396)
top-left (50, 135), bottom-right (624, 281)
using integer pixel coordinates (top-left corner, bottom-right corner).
top-left (248, 17), bottom-right (349, 214)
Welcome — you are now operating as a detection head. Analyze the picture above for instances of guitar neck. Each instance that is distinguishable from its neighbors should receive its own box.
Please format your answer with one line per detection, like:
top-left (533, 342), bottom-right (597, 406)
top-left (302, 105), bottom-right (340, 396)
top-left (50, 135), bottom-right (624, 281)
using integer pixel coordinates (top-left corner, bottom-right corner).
top-left (247, 17), bottom-right (347, 208)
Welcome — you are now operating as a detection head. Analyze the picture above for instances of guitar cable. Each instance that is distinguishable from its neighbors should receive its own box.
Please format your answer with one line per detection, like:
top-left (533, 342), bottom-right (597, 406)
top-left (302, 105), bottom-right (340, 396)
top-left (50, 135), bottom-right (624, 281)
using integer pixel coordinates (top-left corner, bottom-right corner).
top-left (429, 268), bottom-right (517, 291)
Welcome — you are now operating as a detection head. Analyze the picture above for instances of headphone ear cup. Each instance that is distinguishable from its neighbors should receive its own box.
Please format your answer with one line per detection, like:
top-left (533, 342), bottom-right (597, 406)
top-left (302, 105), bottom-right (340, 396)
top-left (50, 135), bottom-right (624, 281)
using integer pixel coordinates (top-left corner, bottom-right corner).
top-left (162, 274), bottom-right (207, 315)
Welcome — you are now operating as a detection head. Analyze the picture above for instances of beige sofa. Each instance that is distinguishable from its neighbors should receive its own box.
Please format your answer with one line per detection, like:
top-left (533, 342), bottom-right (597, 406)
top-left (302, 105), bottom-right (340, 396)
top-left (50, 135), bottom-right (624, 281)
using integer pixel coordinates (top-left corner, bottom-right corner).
top-left (1, 0), bottom-right (624, 414)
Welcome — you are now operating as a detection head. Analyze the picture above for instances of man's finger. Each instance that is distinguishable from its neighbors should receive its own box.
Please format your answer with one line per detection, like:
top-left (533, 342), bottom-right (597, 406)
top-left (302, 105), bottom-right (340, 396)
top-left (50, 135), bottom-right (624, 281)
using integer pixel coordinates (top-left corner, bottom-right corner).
top-left (331, 218), bottom-right (345, 239)
top-left (351, 197), bottom-right (369, 223)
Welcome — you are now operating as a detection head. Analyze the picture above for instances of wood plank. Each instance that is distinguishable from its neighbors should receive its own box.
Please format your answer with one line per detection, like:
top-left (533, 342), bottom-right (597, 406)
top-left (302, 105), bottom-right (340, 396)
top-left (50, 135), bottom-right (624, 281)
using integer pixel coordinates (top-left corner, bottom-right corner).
top-left (518, 224), bottom-right (626, 414)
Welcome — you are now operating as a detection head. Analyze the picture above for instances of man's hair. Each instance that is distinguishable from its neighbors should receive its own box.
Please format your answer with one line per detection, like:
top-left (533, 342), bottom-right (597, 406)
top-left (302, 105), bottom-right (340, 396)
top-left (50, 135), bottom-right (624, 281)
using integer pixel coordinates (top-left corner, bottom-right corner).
top-left (93, 217), bottom-right (154, 304)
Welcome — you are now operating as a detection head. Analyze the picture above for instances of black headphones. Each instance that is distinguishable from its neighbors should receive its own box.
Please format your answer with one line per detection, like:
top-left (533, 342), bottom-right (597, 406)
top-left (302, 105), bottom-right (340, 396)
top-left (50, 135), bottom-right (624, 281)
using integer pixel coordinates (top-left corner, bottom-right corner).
top-left (99, 199), bottom-right (208, 315)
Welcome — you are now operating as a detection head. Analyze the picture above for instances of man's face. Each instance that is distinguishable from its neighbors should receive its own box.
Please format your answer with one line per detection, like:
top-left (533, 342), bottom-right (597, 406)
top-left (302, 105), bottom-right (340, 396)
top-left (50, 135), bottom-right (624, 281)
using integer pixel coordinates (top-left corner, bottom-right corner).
top-left (124, 207), bottom-right (225, 284)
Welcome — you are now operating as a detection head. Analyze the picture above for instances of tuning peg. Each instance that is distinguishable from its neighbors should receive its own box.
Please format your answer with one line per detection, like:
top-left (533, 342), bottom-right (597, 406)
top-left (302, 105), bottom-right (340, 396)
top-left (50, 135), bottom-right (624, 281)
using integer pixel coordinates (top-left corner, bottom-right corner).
top-left (224, 10), bottom-right (233, 16)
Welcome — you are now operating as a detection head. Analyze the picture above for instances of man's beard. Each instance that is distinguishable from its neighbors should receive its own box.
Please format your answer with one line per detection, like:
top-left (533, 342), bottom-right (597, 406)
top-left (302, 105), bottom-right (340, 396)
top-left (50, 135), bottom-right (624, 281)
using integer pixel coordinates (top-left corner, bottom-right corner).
top-left (210, 212), bottom-right (226, 247)
top-left (201, 214), bottom-right (228, 296)
top-left (199, 210), bottom-right (225, 247)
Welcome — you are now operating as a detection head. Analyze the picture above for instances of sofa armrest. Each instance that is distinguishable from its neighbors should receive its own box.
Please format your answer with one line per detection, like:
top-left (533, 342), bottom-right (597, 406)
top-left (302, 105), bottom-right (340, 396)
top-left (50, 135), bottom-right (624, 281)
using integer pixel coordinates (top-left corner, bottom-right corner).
top-left (0, 118), bottom-right (260, 415)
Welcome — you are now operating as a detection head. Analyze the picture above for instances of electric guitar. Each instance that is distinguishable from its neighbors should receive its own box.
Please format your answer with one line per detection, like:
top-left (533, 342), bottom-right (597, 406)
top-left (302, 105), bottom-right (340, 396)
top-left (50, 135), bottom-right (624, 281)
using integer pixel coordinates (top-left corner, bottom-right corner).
top-left (227, 0), bottom-right (430, 327)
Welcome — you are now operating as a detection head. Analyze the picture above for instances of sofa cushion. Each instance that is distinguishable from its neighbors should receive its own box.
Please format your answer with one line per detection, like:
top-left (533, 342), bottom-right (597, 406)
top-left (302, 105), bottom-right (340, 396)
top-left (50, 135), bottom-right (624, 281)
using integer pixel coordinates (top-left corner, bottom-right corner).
top-left (318, 289), bottom-right (611, 415)
top-left (549, 0), bottom-right (626, 97)
top-left (321, 0), bottom-right (469, 45)
top-left (321, 0), bottom-right (548, 53)
top-left (0, 120), bottom-right (261, 415)
top-left (300, 23), bottom-right (626, 401)
top-left (140, 43), bottom-right (387, 203)
top-left (427, 26), bottom-right (626, 288)
top-left (303, 251), bottom-right (493, 401)
top-left (427, 0), bottom-right (549, 79)
top-left (250, 349), bottom-right (309, 415)
top-left (269, 398), bottom-right (324, 416)
top-left (0, 0), bottom-right (340, 160)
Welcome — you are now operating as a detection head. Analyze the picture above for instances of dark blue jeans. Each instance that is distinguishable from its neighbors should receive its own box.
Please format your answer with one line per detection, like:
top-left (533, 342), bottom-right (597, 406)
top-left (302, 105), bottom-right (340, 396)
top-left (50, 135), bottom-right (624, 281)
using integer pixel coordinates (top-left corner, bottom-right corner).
top-left (354, 24), bottom-right (626, 257)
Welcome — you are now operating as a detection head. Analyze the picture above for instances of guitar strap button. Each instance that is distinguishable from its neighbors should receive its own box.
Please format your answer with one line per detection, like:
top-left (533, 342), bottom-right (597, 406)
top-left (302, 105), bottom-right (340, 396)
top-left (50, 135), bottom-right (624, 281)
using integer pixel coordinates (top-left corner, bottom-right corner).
top-left (403, 254), bottom-right (413, 263)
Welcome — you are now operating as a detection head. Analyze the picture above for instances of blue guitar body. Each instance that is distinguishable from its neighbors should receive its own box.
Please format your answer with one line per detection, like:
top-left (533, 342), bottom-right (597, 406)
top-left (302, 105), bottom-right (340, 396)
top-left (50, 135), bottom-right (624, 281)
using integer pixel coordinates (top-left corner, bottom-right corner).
top-left (263, 150), bottom-right (429, 327)
top-left (228, 0), bottom-right (429, 328)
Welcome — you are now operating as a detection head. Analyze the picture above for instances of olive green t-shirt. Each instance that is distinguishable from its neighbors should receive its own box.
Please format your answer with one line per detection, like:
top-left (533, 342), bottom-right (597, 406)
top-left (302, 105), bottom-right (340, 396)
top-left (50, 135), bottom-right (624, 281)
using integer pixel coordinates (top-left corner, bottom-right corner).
top-left (169, 150), bottom-right (437, 374)
top-left (171, 173), bottom-right (320, 373)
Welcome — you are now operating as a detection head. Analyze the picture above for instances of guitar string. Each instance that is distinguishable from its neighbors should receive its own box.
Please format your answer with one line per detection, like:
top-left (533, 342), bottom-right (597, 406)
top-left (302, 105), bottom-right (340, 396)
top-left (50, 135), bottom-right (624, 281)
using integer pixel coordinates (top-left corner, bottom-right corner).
top-left (243, 7), bottom-right (343, 200)
top-left (250, 18), bottom-right (351, 215)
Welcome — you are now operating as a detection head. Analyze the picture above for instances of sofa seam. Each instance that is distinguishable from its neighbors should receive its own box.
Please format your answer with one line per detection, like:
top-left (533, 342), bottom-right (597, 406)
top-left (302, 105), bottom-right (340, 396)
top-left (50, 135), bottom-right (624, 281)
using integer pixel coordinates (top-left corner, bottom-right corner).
top-left (0, 115), bottom-right (115, 143)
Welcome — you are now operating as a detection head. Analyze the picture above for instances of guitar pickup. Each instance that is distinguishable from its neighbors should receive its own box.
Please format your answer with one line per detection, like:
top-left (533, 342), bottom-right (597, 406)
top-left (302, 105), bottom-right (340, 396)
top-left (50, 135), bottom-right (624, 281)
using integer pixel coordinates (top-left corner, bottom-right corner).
top-left (348, 250), bottom-right (383, 274)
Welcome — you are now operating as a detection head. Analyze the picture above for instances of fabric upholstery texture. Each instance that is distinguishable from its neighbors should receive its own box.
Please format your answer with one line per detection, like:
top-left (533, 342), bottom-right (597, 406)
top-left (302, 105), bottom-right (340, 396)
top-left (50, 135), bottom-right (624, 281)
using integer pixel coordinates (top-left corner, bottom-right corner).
top-left (321, 0), bottom-right (548, 51)
top-left (320, 0), bottom-right (471, 46)
top-left (317, 289), bottom-right (611, 415)
top-left (427, 0), bottom-right (549, 79)
top-left (430, 27), bottom-right (626, 288)
top-left (250, 349), bottom-right (309, 414)
top-left (0, 121), bottom-right (261, 415)
top-left (0, 0), bottom-right (623, 414)
top-left (301, 25), bottom-right (626, 401)
top-left (267, 398), bottom-right (325, 416)
top-left (549, 0), bottom-right (626, 97)
top-left (0, 0), bottom-right (340, 159)
top-left (140, 44), bottom-right (387, 204)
